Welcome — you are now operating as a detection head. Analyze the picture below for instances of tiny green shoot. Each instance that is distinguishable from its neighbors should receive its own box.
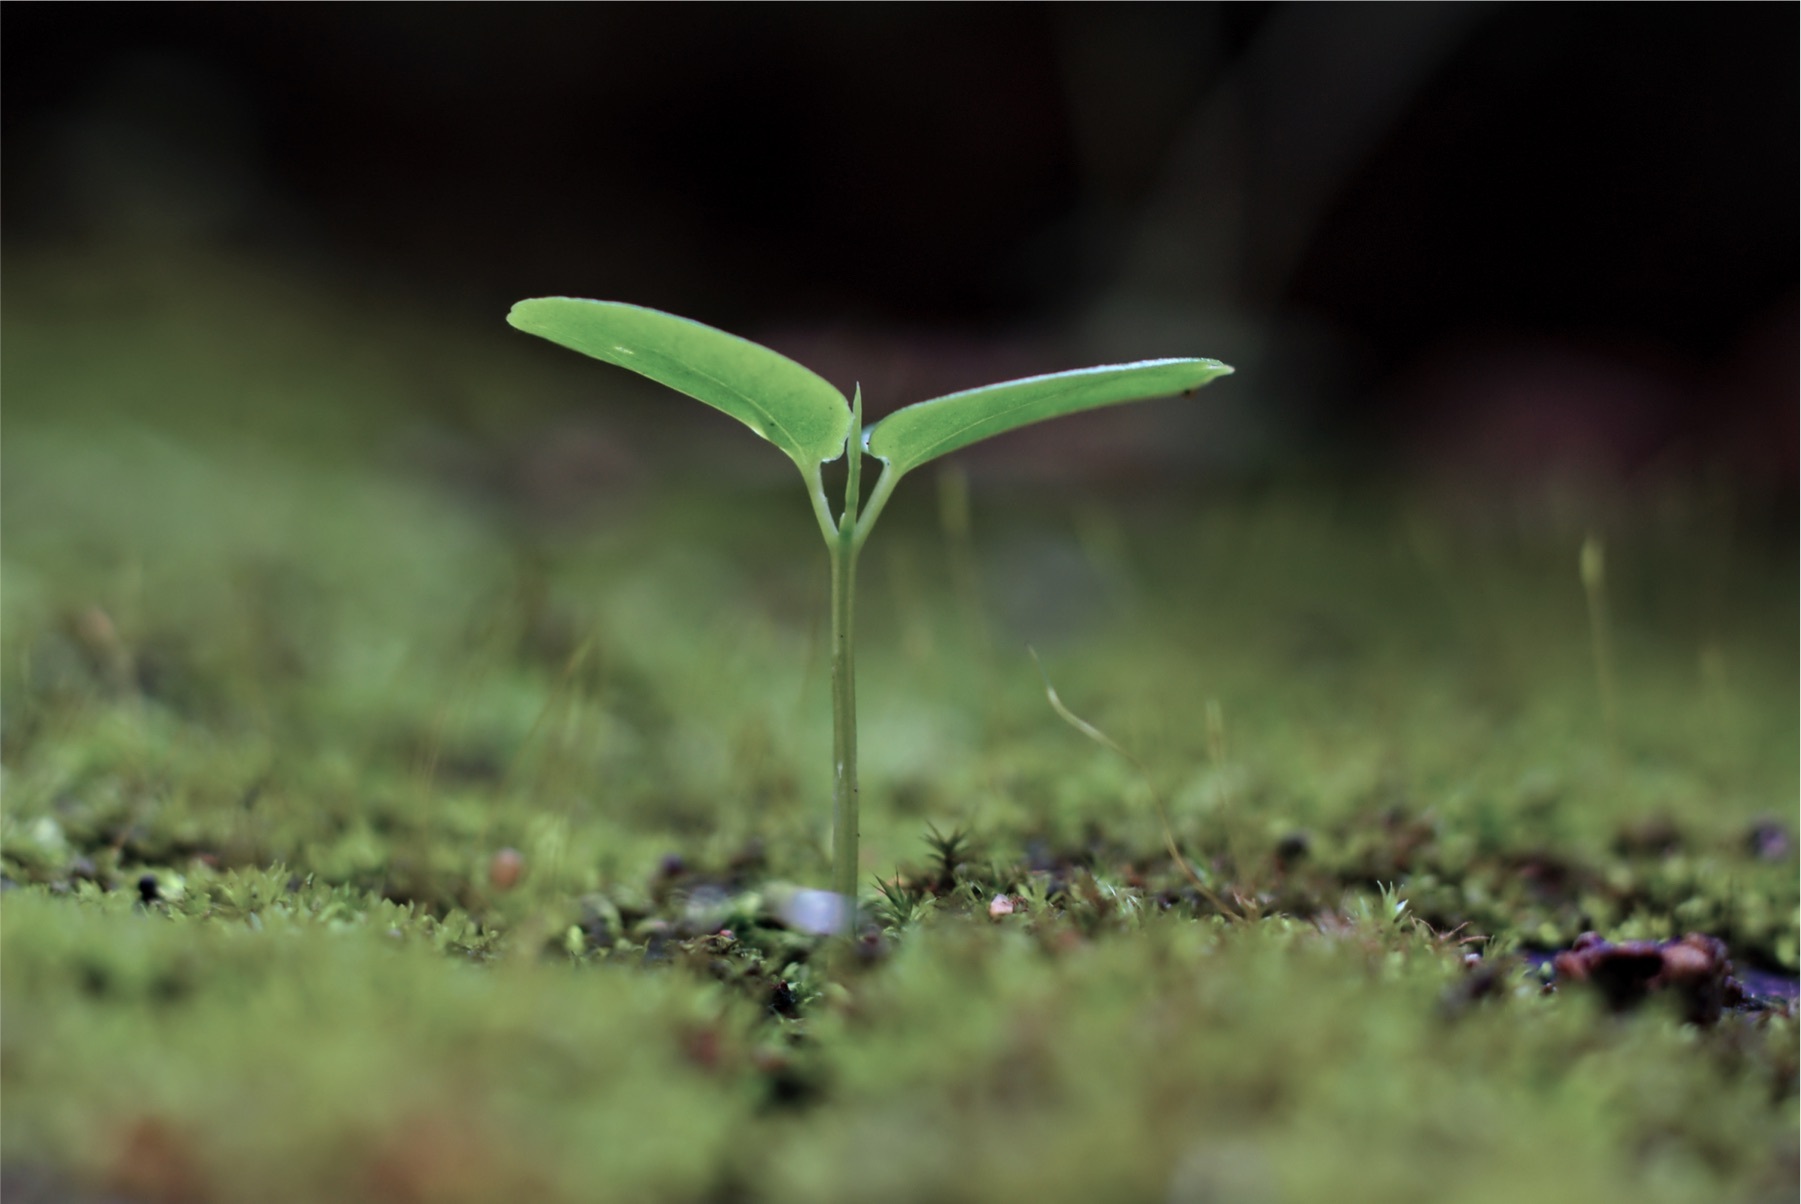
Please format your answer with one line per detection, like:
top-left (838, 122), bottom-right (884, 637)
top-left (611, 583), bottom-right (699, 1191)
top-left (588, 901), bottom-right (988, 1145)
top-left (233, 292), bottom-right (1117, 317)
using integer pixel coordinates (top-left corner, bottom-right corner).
top-left (507, 298), bottom-right (1233, 929)
top-left (1580, 531), bottom-right (1619, 762)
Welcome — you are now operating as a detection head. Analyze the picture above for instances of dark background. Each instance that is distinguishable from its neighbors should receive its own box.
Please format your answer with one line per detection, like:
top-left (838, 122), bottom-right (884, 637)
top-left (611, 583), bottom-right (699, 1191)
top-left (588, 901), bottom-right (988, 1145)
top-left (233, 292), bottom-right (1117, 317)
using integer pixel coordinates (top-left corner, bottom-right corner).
top-left (5, 3), bottom-right (1795, 499)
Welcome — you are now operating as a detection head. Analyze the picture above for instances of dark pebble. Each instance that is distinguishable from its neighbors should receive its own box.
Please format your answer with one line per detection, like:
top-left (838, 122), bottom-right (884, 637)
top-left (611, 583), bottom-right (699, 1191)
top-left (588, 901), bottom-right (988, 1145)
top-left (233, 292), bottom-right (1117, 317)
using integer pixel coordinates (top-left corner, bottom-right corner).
top-left (769, 979), bottom-right (801, 1019)
top-left (580, 914), bottom-right (615, 951)
top-left (641, 921), bottom-right (673, 964)
top-left (1746, 820), bottom-right (1792, 861)
top-left (763, 1064), bottom-right (820, 1110)
top-left (1440, 962), bottom-right (1508, 1018)
top-left (1275, 831), bottom-right (1312, 868)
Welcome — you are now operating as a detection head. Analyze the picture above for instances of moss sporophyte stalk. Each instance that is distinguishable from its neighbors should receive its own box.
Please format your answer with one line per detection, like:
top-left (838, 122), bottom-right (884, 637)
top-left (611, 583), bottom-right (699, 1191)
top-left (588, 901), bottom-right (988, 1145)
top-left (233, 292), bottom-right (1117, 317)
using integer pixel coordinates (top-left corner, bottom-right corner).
top-left (507, 298), bottom-right (1233, 929)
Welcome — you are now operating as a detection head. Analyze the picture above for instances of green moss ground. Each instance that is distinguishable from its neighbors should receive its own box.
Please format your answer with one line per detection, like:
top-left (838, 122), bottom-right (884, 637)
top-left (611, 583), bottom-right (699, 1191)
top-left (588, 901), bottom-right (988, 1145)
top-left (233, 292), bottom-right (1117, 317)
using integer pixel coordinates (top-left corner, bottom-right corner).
top-left (3, 252), bottom-right (1796, 1203)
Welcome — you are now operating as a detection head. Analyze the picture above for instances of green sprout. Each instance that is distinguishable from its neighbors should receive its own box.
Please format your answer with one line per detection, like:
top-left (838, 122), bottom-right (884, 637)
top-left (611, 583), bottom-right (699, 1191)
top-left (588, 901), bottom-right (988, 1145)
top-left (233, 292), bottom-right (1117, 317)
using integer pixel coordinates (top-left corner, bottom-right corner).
top-left (507, 298), bottom-right (1232, 927)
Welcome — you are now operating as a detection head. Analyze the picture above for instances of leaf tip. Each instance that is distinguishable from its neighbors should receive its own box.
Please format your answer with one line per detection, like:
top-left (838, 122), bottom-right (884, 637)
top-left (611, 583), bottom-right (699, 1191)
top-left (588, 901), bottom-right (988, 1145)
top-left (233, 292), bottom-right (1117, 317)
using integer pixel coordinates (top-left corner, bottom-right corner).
top-left (505, 296), bottom-right (559, 333)
top-left (1181, 360), bottom-right (1234, 394)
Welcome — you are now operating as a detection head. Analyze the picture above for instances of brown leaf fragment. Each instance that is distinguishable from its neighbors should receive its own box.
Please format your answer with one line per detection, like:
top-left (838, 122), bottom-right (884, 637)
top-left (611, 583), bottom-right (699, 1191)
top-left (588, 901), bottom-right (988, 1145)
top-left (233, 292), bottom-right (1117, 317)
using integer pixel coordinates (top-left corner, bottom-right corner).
top-left (1553, 931), bottom-right (1747, 1024)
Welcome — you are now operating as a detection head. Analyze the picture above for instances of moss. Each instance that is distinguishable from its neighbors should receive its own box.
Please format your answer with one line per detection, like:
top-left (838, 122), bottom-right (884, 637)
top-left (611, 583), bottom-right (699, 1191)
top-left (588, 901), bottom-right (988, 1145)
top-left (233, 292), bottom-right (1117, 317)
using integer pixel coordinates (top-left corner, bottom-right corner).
top-left (3, 249), bottom-right (1795, 1202)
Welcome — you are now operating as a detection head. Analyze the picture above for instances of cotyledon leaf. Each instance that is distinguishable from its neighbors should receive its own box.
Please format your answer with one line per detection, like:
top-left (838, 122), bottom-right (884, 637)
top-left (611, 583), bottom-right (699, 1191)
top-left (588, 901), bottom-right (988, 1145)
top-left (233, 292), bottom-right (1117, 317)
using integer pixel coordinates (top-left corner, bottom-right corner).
top-left (864, 358), bottom-right (1233, 477)
top-left (507, 298), bottom-right (852, 470)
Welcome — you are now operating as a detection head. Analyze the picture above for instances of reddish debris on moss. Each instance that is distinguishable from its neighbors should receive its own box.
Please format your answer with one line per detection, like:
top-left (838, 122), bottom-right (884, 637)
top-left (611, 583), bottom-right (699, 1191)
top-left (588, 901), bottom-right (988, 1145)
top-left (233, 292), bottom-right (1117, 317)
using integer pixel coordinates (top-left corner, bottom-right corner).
top-left (1553, 931), bottom-right (1747, 1024)
top-left (109, 1116), bottom-right (210, 1204)
top-left (487, 847), bottom-right (525, 891)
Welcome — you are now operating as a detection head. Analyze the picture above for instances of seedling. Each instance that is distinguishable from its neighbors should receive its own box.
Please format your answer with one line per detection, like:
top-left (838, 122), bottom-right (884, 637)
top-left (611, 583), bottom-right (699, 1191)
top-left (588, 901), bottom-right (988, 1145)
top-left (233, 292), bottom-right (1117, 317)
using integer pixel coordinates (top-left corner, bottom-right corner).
top-left (507, 298), bottom-right (1232, 926)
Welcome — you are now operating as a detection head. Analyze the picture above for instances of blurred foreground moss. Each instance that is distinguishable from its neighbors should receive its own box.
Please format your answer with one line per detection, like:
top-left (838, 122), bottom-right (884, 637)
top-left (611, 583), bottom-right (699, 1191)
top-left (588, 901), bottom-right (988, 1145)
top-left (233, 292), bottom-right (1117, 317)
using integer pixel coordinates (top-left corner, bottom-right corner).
top-left (3, 251), bottom-right (1796, 1202)
top-left (4, 890), bottom-right (1794, 1203)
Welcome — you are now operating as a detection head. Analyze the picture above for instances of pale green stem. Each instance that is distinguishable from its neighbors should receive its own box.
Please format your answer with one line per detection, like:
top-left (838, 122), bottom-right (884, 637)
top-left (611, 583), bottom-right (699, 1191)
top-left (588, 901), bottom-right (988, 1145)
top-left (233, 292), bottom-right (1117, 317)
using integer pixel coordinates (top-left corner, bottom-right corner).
top-left (829, 390), bottom-right (866, 920)
top-left (851, 461), bottom-right (902, 550)
top-left (804, 463), bottom-right (838, 544)
top-left (829, 535), bottom-right (859, 912)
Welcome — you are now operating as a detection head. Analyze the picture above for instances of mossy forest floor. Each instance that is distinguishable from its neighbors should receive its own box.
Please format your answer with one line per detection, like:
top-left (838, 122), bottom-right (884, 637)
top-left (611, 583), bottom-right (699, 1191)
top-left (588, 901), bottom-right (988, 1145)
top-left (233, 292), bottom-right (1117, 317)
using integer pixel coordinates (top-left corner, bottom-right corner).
top-left (3, 252), bottom-right (1796, 1203)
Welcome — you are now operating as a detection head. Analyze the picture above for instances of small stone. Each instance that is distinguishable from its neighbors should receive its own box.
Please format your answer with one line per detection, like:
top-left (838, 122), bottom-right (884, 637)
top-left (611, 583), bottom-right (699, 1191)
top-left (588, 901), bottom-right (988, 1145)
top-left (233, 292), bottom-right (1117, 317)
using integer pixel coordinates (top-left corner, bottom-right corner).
top-left (1746, 820), bottom-right (1792, 861)
top-left (777, 888), bottom-right (847, 936)
top-left (988, 894), bottom-right (1017, 918)
top-left (488, 848), bottom-right (525, 891)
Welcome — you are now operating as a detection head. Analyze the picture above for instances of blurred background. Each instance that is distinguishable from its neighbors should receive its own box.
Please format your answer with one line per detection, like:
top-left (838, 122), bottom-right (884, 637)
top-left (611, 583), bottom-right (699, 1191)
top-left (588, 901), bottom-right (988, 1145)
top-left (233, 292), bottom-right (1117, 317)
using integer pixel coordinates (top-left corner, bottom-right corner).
top-left (5, 3), bottom-right (1796, 514)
